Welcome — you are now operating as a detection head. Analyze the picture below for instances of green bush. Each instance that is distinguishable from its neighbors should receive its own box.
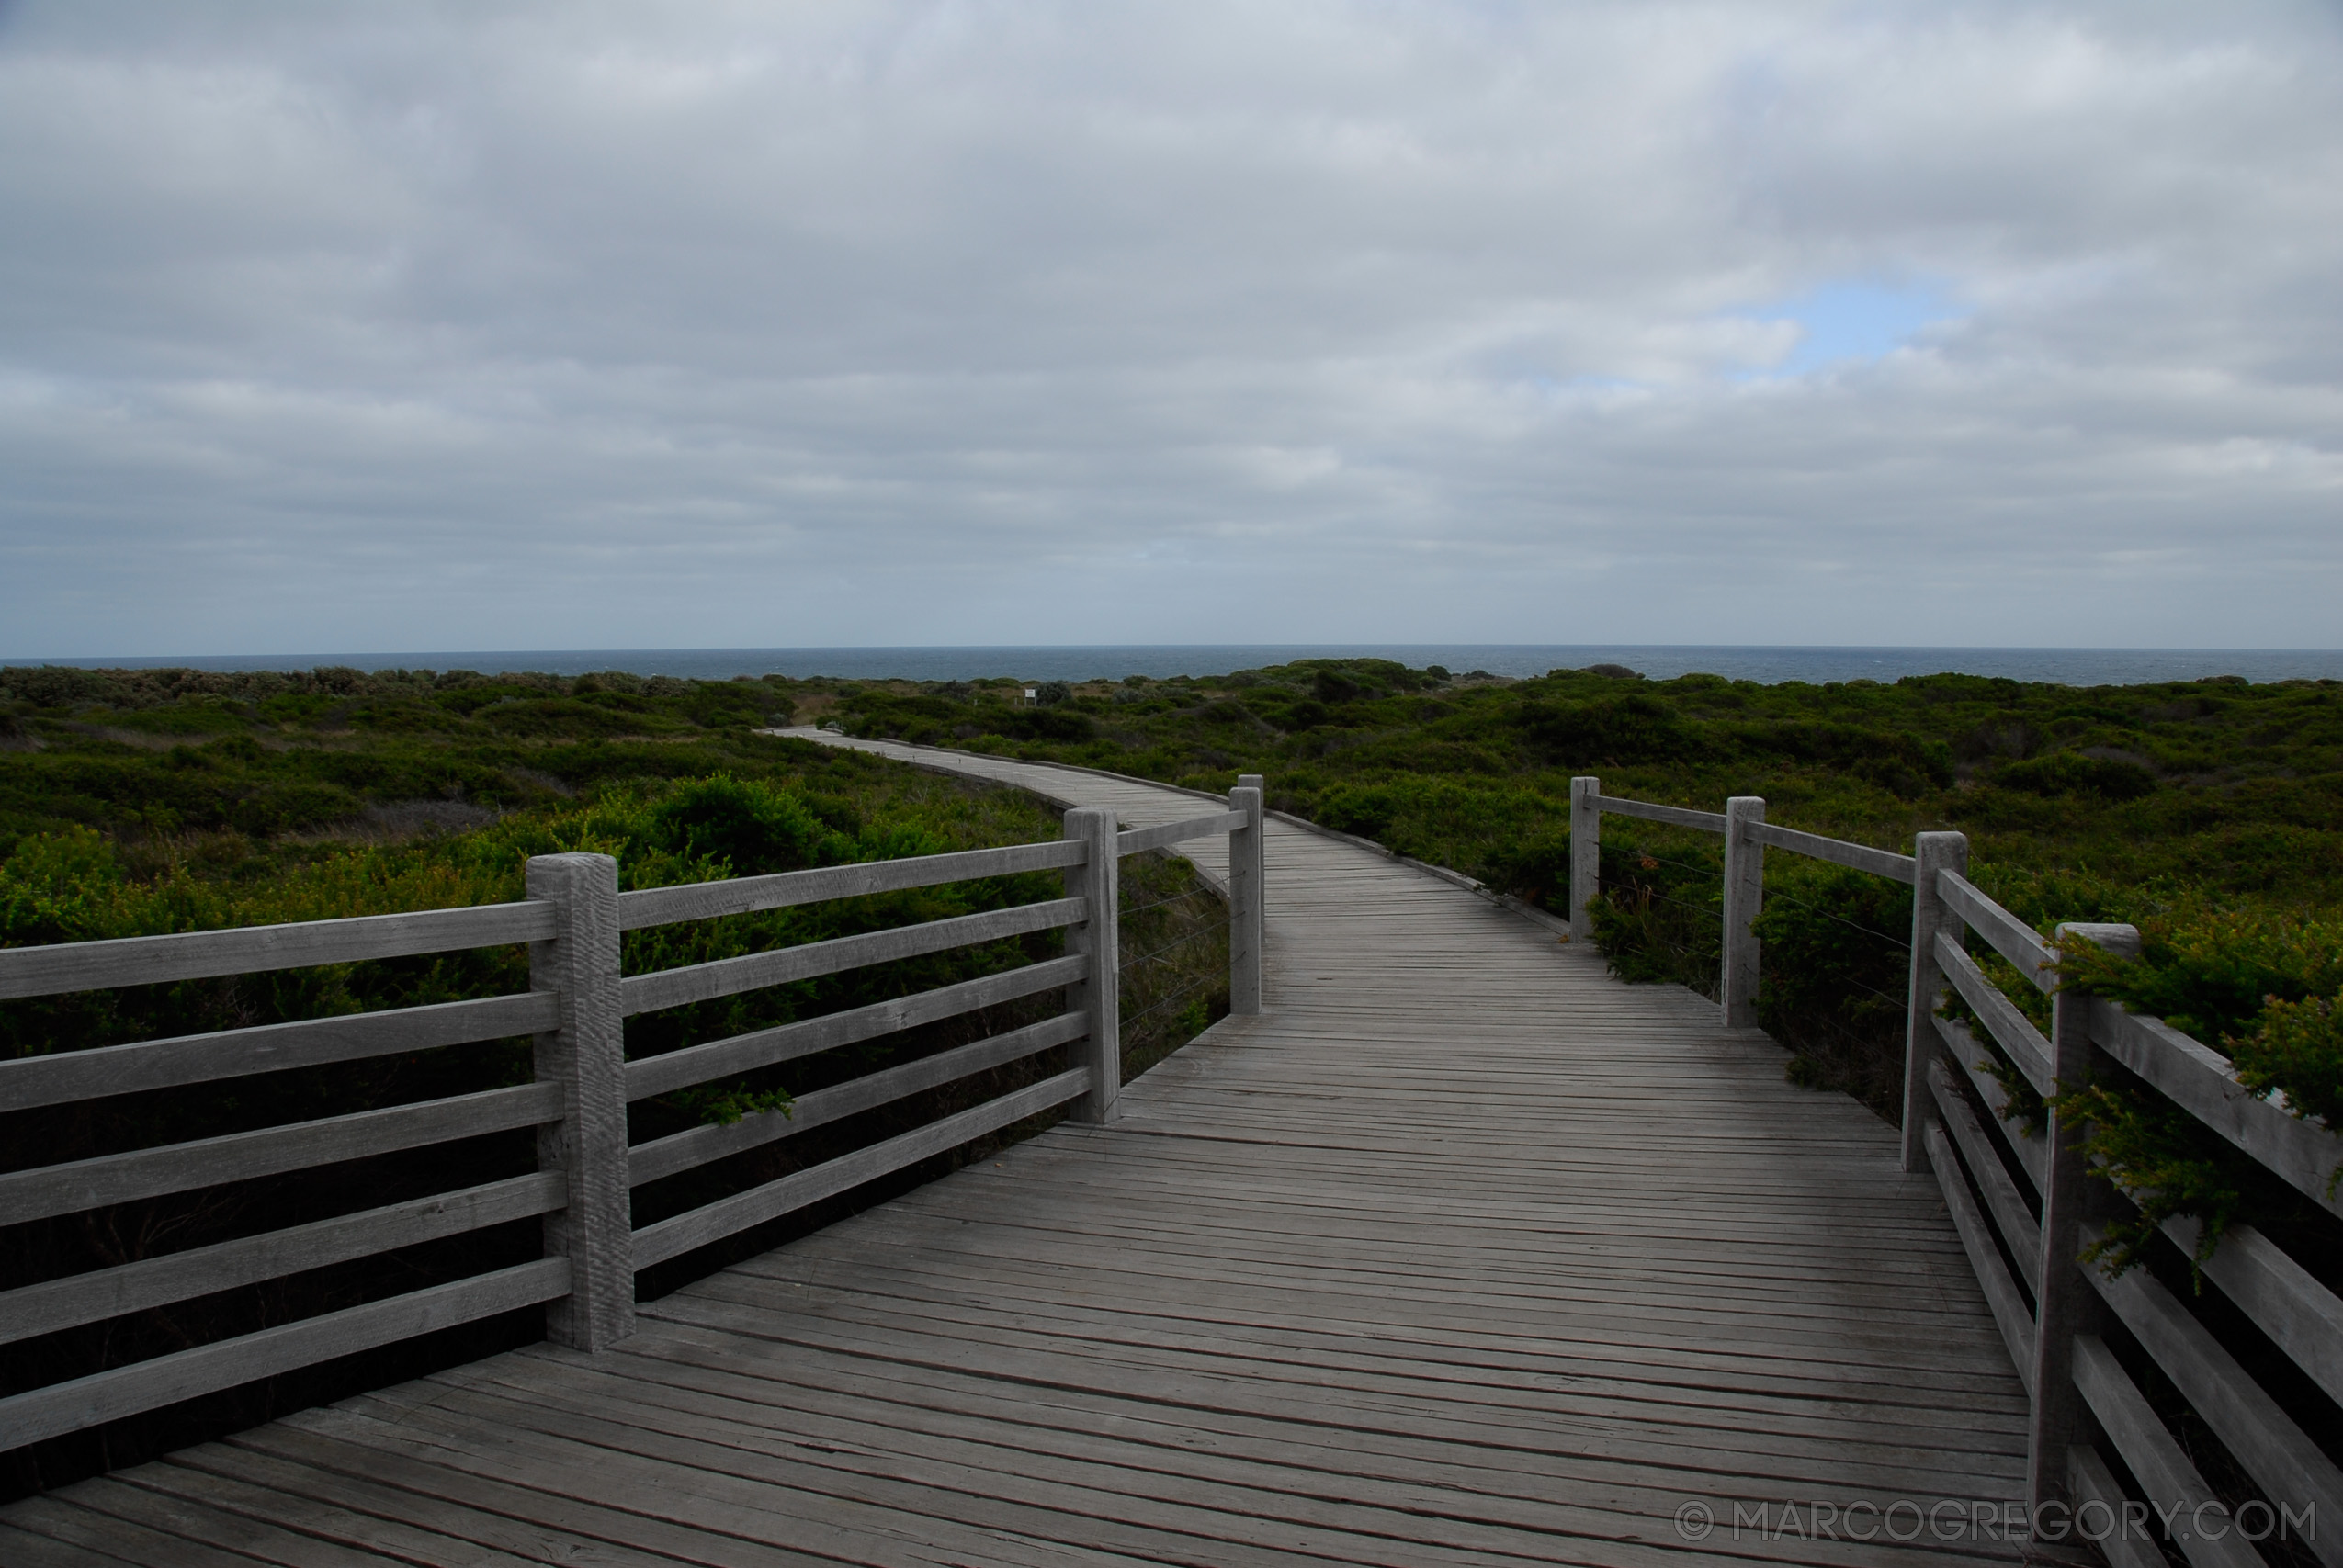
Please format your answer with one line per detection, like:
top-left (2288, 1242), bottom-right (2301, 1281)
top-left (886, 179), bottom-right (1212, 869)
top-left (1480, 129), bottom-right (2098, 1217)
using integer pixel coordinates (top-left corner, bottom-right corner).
top-left (1995, 753), bottom-right (2156, 801)
top-left (647, 774), bottom-right (850, 874)
top-left (1750, 865), bottom-right (1914, 1112)
top-left (2046, 907), bottom-right (2343, 1273)
top-left (1585, 835), bottom-right (1721, 993)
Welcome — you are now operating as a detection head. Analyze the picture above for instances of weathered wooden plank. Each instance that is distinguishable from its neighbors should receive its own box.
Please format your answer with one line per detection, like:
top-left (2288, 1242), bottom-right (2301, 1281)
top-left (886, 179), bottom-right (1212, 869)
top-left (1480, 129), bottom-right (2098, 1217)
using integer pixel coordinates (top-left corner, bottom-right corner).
top-left (861, 1190), bottom-right (2005, 1303)
top-left (475, 1350), bottom-right (1989, 1567)
top-left (630, 1070), bottom-right (1088, 1269)
top-left (629, 1279), bottom-right (2026, 1444)
top-left (2080, 1221), bottom-right (2343, 1564)
top-left (653, 1266), bottom-right (2027, 1422)
top-left (0, 991), bottom-right (557, 1113)
top-left (2088, 998), bottom-right (2343, 1221)
top-left (629, 1013), bottom-right (1085, 1186)
top-left (0, 903), bottom-right (553, 1003)
top-left (1114, 810), bottom-right (1245, 858)
top-left (0, 1260), bottom-right (567, 1451)
top-left (173, 1438), bottom-right (780, 1568)
top-left (2070, 1334), bottom-right (2264, 1568)
top-left (1927, 1058), bottom-right (2042, 1288)
top-left (1933, 1014), bottom-right (2049, 1191)
top-left (0, 1519), bottom-right (141, 1568)
top-left (2164, 1216), bottom-right (2343, 1408)
top-left (0, 1083), bottom-right (557, 1225)
top-left (620, 897), bottom-right (1084, 1017)
top-left (64, 1474), bottom-right (402, 1568)
top-left (1936, 871), bottom-right (2054, 991)
top-left (0, 1172), bottom-right (563, 1348)
top-left (604, 1311), bottom-right (2025, 1506)
top-left (1589, 794), bottom-right (1727, 832)
top-left (616, 840), bottom-right (1086, 931)
top-left (1923, 1122), bottom-right (2034, 1392)
top-left (687, 1251), bottom-right (2015, 1406)
top-left (424, 1361), bottom-right (1943, 1568)
top-left (266, 1416), bottom-right (895, 1556)
top-left (104, 1460), bottom-right (575, 1568)
top-left (334, 1373), bottom-right (1177, 1568)
top-left (1744, 820), bottom-right (1917, 884)
top-left (0, 1498), bottom-right (261, 1568)
top-left (1934, 931), bottom-right (2054, 1095)
top-left (625, 953), bottom-right (1085, 1102)
top-left (363, 1371), bottom-right (1800, 1568)
top-left (2067, 1444), bottom-right (2168, 1568)
top-left (774, 1173), bottom-right (1998, 1320)
top-left (647, 1289), bottom-right (2017, 1504)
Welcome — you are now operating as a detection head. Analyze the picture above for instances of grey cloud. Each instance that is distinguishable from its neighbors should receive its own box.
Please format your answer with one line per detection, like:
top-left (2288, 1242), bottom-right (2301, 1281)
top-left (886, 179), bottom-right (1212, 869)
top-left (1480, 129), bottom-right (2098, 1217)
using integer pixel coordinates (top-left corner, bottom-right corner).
top-left (1, 0), bottom-right (2337, 655)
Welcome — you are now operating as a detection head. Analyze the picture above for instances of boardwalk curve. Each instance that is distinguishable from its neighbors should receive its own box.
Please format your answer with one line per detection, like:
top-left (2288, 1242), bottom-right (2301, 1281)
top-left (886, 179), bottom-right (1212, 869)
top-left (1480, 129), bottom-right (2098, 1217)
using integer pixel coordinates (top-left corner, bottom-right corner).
top-left (3, 741), bottom-right (2030, 1567)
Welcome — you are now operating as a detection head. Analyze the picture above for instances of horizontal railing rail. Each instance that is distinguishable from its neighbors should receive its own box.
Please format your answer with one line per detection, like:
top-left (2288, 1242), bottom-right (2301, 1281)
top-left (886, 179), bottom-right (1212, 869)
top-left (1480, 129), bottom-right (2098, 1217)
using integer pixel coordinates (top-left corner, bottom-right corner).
top-left (1568, 772), bottom-right (2343, 1557)
top-left (614, 839), bottom-right (1088, 931)
top-left (1581, 792), bottom-right (1727, 833)
top-left (0, 773), bottom-right (1271, 1458)
top-left (0, 902), bottom-right (555, 1002)
top-left (621, 954), bottom-right (1088, 1102)
top-left (0, 991), bottom-right (560, 1111)
top-left (618, 897), bottom-right (1087, 1016)
top-left (1116, 808), bottom-right (1249, 858)
top-left (1744, 818), bottom-right (1917, 884)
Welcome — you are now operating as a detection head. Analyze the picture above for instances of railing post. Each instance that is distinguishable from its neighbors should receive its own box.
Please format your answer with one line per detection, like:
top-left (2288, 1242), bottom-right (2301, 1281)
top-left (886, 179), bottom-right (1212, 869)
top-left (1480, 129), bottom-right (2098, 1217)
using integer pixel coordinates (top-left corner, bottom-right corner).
top-left (1720, 796), bottom-right (1765, 1027)
top-left (1063, 807), bottom-right (1121, 1123)
top-left (1568, 776), bottom-right (1600, 941)
top-left (526, 852), bottom-right (634, 1351)
top-left (1229, 774), bottom-right (1265, 1016)
top-left (2027, 921), bottom-right (2138, 1527)
top-left (1900, 830), bottom-right (1969, 1173)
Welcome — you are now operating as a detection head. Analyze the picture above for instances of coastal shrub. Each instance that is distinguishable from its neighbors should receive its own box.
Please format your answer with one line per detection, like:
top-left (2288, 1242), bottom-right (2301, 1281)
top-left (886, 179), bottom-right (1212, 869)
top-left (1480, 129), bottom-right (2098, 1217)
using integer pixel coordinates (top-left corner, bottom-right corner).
top-left (647, 773), bottom-right (849, 874)
top-left (1585, 834), bottom-right (1721, 994)
top-left (1996, 752), bottom-right (2157, 801)
top-left (1750, 864), bottom-right (1914, 1113)
top-left (10, 656), bottom-right (2343, 1288)
top-left (0, 750), bottom-right (1111, 1502)
top-left (2043, 908), bottom-right (2343, 1274)
top-left (1513, 694), bottom-right (1695, 765)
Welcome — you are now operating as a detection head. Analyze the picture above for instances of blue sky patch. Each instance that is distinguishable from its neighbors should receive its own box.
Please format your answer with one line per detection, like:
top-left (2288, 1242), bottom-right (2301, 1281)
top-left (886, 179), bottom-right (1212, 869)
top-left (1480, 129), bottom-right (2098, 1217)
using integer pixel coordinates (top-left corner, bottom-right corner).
top-left (1741, 280), bottom-right (1959, 377)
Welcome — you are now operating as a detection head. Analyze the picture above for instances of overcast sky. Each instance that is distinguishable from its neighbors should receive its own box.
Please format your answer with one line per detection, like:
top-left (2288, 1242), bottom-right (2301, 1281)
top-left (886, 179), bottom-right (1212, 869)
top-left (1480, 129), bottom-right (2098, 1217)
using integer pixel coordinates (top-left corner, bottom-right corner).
top-left (2, 2), bottom-right (2337, 656)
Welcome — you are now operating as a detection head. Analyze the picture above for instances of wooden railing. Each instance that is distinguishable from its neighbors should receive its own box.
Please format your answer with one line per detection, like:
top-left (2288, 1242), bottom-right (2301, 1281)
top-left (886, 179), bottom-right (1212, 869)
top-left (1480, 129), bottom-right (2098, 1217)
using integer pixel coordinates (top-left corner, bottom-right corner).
top-left (1571, 776), bottom-right (2342, 1560)
top-left (0, 779), bottom-right (1267, 1452)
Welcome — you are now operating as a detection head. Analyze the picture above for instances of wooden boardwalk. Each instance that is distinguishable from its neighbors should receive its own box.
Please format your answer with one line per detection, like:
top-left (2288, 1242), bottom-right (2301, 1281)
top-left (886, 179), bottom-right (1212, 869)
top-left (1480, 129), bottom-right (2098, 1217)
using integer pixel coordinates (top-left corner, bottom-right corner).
top-left (3, 744), bottom-right (2031, 1567)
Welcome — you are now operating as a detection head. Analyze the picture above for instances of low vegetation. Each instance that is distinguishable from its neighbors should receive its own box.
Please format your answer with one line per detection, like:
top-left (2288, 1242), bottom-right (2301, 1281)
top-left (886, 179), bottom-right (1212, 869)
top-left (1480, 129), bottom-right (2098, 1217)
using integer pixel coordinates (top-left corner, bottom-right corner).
top-left (816, 656), bottom-right (2343, 1274)
top-left (0, 663), bottom-right (1228, 1498)
top-left (3, 653), bottom-right (2337, 1442)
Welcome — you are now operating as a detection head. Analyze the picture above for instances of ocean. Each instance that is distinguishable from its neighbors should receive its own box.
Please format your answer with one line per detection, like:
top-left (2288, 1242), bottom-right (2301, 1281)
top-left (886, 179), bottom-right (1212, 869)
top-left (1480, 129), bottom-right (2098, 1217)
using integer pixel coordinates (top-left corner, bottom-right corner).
top-left (10, 645), bottom-right (2342, 687)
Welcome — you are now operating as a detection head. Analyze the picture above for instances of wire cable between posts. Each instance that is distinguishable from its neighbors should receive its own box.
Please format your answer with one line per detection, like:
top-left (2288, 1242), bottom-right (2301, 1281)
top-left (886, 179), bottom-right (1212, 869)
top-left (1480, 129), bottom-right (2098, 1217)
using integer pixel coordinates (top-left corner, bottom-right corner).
top-left (1628, 852), bottom-right (1726, 881)
top-left (1121, 975), bottom-right (1213, 1032)
top-left (1119, 886), bottom-right (1216, 920)
top-left (1597, 880), bottom-right (1722, 920)
top-left (1759, 888), bottom-right (1911, 950)
top-left (1119, 926), bottom-right (1217, 973)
